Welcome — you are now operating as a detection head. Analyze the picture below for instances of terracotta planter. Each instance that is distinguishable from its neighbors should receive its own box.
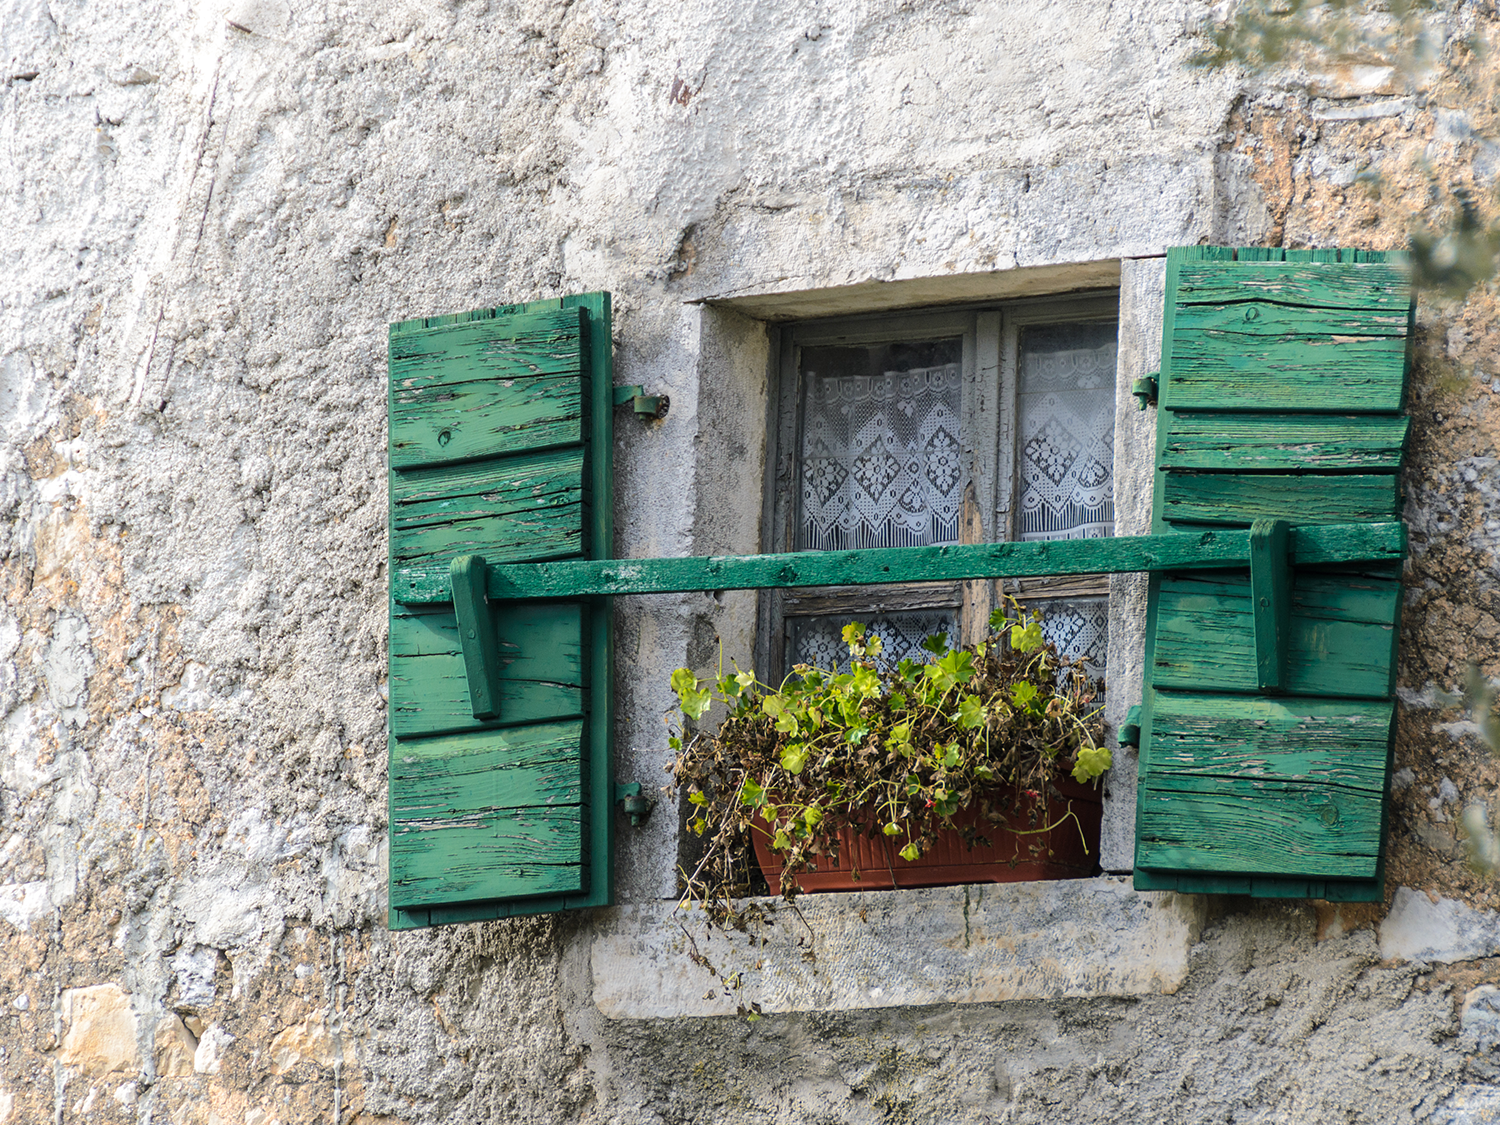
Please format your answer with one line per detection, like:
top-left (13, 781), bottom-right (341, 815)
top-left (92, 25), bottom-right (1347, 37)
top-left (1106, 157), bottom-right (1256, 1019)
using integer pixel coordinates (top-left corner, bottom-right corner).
top-left (751, 775), bottom-right (1103, 895)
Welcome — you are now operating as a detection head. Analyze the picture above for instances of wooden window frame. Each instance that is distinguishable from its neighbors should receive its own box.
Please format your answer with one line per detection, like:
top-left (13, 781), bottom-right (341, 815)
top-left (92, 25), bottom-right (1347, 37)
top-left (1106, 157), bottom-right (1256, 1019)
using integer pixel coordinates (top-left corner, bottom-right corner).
top-left (756, 291), bottom-right (1121, 682)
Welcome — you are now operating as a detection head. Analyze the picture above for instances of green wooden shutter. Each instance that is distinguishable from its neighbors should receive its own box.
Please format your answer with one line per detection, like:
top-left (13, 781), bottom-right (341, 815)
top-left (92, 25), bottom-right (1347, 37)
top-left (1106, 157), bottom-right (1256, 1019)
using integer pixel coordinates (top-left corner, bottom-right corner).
top-left (1133, 247), bottom-right (1412, 900)
top-left (386, 294), bottom-right (614, 928)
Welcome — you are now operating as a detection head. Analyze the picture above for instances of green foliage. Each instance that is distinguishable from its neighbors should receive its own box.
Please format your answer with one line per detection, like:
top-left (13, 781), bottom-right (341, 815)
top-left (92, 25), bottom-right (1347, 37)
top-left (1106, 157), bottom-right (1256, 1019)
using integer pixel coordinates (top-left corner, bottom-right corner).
top-left (667, 597), bottom-right (1109, 919)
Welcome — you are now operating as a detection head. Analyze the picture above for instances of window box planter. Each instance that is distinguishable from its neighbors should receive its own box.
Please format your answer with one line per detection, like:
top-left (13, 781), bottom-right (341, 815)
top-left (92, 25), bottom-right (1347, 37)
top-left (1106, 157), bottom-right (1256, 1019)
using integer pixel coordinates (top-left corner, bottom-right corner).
top-left (752, 774), bottom-right (1103, 894)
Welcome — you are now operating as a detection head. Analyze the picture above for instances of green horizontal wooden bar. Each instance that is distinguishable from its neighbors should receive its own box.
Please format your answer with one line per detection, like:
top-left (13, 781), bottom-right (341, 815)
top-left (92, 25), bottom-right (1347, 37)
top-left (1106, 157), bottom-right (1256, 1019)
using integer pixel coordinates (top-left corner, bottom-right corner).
top-left (392, 521), bottom-right (1406, 605)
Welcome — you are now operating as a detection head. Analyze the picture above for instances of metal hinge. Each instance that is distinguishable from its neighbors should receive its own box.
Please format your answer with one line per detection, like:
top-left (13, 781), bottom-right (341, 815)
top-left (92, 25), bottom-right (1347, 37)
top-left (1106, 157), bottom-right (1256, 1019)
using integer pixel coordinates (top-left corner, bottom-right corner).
top-left (1131, 374), bottom-right (1159, 411)
top-left (613, 384), bottom-right (670, 421)
top-left (614, 782), bottom-right (656, 827)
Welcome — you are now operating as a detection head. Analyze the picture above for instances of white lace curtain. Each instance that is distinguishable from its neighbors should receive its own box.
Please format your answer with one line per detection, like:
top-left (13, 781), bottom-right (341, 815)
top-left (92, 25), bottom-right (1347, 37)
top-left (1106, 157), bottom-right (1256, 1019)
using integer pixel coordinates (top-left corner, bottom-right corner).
top-left (1016, 322), bottom-right (1117, 541)
top-left (798, 361), bottom-right (963, 551)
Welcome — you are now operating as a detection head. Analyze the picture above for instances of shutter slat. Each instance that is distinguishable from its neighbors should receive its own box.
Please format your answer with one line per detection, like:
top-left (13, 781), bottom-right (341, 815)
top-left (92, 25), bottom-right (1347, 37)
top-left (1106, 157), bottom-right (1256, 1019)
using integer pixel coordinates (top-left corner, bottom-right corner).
top-left (391, 447), bottom-right (586, 569)
top-left (1160, 414), bottom-right (1407, 472)
top-left (1173, 261), bottom-right (1410, 311)
top-left (390, 720), bottom-right (587, 905)
top-left (1161, 472), bottom-right (1399, 526)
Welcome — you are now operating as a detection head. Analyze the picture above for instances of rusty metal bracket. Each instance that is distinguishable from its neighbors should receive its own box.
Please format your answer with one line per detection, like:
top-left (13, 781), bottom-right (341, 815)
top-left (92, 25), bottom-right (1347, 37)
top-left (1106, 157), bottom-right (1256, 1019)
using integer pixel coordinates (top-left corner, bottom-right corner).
top-left (613, 384), bottom-right (669, 421)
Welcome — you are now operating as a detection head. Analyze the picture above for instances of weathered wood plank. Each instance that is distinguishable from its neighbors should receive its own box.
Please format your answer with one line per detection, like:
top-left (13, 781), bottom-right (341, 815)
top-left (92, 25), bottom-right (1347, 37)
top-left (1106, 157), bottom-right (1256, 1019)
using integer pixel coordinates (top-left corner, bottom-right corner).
top-left (1160, 414), bottom-right (1408, 472)
top-left (1136, 780), bottom-right (1383, 879)
top-left (1174, 300), bottom-right (1409, 337)
top-left (390, 447), bottom-right (585, 570)
top-left (389, 720), bottom-right (585, 907)
top-left (1147, 693), bottom-right (1394, 793)
top-left (391, 522), bottom-right (1407, 604)
top-left (1151, 571), bottom-right (1400, 698)
top-left (1162, 473), bottom-right (1399, 526)
top-left (389, 307), bottom-right (585, 468)
top-left (1174, 261), bottom-right (1412, 311)
top-left (390, 603), bottom-right (585, 737)
top-left (1164, 336), bottom-right (1407, 413)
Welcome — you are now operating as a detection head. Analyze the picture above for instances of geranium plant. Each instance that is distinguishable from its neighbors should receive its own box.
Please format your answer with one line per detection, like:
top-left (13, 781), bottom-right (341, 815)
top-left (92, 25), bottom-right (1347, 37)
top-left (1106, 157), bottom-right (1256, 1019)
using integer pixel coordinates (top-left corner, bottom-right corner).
top-left (666, 597), bottom-right (1110, 918)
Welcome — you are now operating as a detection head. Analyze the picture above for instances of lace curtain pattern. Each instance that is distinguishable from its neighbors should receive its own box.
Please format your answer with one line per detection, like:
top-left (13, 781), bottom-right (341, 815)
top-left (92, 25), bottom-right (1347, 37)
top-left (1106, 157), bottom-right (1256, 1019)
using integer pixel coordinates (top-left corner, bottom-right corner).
top-left (1016, 322), bottom-right (1117, 541)
top-left (798, 341), bottom-right (964, 552)
top-left (787, 610), bottom-right (957, 675)
top-left (1036, 596), bottom-right (1109, 678)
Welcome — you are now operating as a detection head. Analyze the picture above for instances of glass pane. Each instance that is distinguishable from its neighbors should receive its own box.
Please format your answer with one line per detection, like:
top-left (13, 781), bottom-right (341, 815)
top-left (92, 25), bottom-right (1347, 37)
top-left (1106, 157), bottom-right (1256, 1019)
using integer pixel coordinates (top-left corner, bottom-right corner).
top-left (786, 610), bottom-right (957, 675)
top-left (797, 339), bottom-right (964, 552)
top-left (1016, 321), bottom-right (1117, 541)
top-left (1035, 596), bottom-right (1109, 679)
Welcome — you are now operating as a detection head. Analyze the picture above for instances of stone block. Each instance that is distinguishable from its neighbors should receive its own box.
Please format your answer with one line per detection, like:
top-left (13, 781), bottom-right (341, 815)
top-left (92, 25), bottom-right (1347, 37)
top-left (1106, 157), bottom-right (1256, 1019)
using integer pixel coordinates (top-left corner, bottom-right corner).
top-left (1433, 1085), bottom-right (1500, 1125)
top-left (593, 876), bottom-right (1204, 1019)
top-left (1379, 887), bottom-right (1500, 963)
top-left (1463, 986), bottom-right (1500, 1051)
top-left (56, 983), bottom-right (139, 1077)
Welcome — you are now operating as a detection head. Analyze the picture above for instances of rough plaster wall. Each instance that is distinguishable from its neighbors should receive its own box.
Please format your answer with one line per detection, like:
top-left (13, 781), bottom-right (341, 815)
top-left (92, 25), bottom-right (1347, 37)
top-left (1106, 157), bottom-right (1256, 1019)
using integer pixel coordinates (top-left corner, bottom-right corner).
top-left (5, 0), bottom-right (1500, 1122)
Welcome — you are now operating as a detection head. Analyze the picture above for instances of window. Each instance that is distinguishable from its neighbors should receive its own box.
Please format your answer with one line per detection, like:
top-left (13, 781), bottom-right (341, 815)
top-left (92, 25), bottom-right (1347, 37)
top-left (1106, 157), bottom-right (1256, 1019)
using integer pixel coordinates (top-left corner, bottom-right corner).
top-left (384, 248), bottom-right (1415, 932)
top-left (759, 295), bottom-right (1119, 684)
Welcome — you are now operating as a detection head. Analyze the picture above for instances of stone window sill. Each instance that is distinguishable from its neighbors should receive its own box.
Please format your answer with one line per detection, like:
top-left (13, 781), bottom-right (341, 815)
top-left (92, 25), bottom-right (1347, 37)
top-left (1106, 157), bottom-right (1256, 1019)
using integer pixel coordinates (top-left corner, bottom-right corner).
top-left (591, 876), bottom-right (1204, 1019)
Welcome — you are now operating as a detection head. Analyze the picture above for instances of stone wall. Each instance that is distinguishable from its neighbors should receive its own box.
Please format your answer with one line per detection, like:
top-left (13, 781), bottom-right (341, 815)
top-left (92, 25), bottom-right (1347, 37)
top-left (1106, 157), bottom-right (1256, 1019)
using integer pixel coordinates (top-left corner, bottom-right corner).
top-left (2, 0), bottom-right (1500, 1122)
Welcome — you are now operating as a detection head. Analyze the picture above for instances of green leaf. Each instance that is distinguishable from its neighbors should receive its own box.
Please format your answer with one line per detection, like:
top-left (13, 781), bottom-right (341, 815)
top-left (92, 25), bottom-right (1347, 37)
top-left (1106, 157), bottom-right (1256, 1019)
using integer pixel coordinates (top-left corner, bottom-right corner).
top-left (740, 778), bottom-right (764, 806)
top-left (803, 805), bottom-right (824, 829)
top-left (688, 789), bottom-right (708, 806)
top-left (781, 745), bottom-right (809, 774)
top-left (899, 842), bottom-right (921, 862)
top-left (988, 606), bottom-right (1007, 631)
top-left (670, 668), bottom-right (699, 698)
top-left (762, 695), bottom-right (785, 718)
top-left (866, 634), bottom-right (883, 657)
top-left (735, 670), bottom-right (757, 691)
top-left (955, 695), bottom-right (986, 729)
top-left (1010, 620), bottom-right (1044, 654)
top-left (1072, 744), bottom-right (1113, 783)
top-left (681, 688), bottom-right (712, 721)
top-left (941, 743), bottom-right (962, 768)
top-left (882, 822), bottom-right (902, 837)
top-left (1011, 681), bottom-right (1039, 709)
top-left (841, 622), bottom-right (867, 645)
top-left (921, 632), bottom-right (950, 656)
top-left (926, 649), bottom-right (975, 693)
top-left (850, 665), bottom-right (880, 697)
